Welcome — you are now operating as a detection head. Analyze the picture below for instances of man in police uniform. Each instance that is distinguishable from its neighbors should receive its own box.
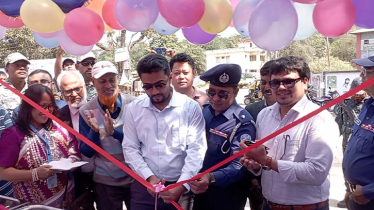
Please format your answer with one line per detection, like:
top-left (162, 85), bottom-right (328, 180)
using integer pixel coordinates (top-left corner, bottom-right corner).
top-left (336, 77), bottom-right (366, 208)
top-left (189, 64), bottom-right (257, 210)
top-left (342, 56), bottom-right (374, 209)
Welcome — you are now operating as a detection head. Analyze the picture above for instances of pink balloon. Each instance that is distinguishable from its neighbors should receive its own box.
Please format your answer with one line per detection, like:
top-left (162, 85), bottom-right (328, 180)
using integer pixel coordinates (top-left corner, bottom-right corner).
top-left (35, 31), bottom-right (59, 38)
top-left (229, 0), bottom-right (241, 27)
top-left (64, 8), bottom-right (105, 46)
top-left (102, 0), bottom-right (124, 30)
top-left (313, 0), bottom-right (356, 37)
top-left (0, 14), bottom-right (24, 28)
top-left (293, 0), bottom-right (324, 3)
top-left (249, 0), bottom-right (298, 51)
top-left (115, 0), bottom-right (159, 32)
top-left (158, 0), bottom-right (205, 28)
top-left (182, 24), bottom-right (216, 45)
top-left (0, 25), bottom-right (6, 40)
top-left (58, 30), bottom-right (94, 56)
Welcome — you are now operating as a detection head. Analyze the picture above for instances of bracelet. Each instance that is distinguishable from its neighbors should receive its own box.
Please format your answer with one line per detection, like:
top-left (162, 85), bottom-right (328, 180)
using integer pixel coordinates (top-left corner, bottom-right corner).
top-left (31, 168), bottom-right (39, 182)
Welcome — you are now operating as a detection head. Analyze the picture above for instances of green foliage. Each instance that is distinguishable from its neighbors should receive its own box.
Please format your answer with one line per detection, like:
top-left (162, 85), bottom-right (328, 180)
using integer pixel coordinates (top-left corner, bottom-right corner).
top-left (330, 34), bottom-right (356, 61)
top-left (309, 56), bottom-right (354, 73)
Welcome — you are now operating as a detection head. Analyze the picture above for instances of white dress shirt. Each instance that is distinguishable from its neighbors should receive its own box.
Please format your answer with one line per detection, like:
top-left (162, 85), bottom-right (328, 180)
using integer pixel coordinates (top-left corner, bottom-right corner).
top-left (69, 106), bottom-right (80, 132)
top-left (122, 91), bottom-right (207, 191)
top-left (256, 95), bottom-right (338, 205)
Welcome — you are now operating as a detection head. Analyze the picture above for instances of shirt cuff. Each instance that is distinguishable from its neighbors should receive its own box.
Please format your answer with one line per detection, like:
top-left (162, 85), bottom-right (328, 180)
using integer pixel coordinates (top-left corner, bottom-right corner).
top-left (362, 184), bottom-right (374, 200)
top-left (112, 128), bottom-right (123, 143)
top-left (140, 167), bottom-right (154, 180)
top-left (177, 173), bottom-right (192, 193)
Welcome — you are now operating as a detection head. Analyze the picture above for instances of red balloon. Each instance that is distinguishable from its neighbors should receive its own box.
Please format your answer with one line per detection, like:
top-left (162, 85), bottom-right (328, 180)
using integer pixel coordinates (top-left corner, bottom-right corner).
top-left (293, 0), bottom-right (324, 3)
top-left (64, 8), bottom-right (105, 46)
top-left (313, 0), bottom-right (356, 37)
top-left (158, 0), bottom-right (205, 28)
top-left (102, 0), bottom-right (124, 30)
top-left (0, 14), bottom-right (24, 28)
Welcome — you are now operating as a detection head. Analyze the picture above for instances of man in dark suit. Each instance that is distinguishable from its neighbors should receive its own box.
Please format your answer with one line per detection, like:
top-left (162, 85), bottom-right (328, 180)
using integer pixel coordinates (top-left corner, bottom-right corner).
top-left (243, 60), bottom-right (276, 210)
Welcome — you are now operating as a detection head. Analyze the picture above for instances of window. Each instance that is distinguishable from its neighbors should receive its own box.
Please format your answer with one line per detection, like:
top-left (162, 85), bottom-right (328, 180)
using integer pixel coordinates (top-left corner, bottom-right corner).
top-left (216, 57), bottom-right (220, 63)
top-left (221, 57), bottom-right (225, 60)
top-left (260, 55), bottom-right (265, 61)
top-left (250, 55), bottom-right (257, 61)
top-left (245, 55), bottom-right (247, 58)
top-left (250, 43), bottom-right (253, 47)
top-left (226, 56), bottom-right (230, 63)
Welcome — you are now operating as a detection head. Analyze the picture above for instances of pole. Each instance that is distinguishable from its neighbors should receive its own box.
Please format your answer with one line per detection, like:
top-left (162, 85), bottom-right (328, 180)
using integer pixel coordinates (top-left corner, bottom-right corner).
top-left (326, 36), bottom-right (331, 71)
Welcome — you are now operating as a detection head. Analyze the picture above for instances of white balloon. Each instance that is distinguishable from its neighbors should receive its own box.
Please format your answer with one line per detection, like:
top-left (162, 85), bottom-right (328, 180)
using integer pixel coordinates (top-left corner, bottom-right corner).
top-left (0, 25), bottom-right (6, 40)
top-left (293, 2), bottom-right (316, 40)
top-left (152, 13), bottom-right (180, 35)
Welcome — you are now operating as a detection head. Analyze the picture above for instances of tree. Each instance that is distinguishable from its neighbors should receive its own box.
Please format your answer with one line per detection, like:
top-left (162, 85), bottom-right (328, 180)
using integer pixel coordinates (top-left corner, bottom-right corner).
top-left (309, 56), bottom-right (354, 73)
top-left (330, 34), bottom-right (356, 62)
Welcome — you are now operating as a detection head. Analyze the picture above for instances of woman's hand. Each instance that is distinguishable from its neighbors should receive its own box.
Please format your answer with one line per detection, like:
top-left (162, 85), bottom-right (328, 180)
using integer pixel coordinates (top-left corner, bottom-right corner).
top-left (37, 165), bottom-right (61, 180)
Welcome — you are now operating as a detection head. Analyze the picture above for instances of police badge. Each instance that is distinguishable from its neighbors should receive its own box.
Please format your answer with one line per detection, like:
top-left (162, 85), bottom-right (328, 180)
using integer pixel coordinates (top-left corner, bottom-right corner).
top-left (219, 73), bottom-right (229, 83)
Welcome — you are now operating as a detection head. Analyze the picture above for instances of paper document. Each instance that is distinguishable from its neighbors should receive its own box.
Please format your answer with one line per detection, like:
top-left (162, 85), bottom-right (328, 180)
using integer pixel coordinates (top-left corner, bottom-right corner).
top-left (44, 158), bottom-right (88, 171)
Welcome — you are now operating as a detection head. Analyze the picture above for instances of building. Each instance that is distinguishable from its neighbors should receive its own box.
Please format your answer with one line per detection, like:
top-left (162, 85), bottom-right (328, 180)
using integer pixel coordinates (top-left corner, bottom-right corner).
top-left (351, 28), bottom-right (374, 59)
top-left (204, 41), bottom-right (267, 78)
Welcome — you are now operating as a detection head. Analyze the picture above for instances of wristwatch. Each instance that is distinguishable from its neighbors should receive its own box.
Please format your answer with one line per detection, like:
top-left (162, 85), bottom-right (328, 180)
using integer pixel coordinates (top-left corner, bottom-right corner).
top-left (209, 173), bottom-right (216, 185)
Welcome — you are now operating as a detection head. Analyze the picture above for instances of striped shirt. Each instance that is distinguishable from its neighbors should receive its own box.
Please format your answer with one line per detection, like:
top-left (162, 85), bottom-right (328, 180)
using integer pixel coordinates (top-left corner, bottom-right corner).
top-left (0, 105), bottom-right (14, 196)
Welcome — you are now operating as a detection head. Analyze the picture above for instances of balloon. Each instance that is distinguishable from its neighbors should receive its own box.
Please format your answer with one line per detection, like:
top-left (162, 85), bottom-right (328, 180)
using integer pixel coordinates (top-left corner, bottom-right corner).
top-left (293, 0), bottom-right (323, 3)
top-left (229, 0), bottom-right (241, 27)
top-left (0, 25), bottom-right (6, 40)
top-left (64, 8), bottom-right (105, 46)
top-left (182, 24), bottom-right (216, 45)
top-left (158, 0), bottom-right (205, 28)
top-left (58, 30), bottom-right (94, 56)
top-left (293, 2), bottom-right (316, 40)
top-left (33, 32), bottom-right (59, 48)
top-left (53, 0), bottom-right (88, 13)
top-left (35, 31), bottom-right (59, 38)
top-left (0, 0), bottom-right (23, 17)
top-left (313, 0), bottom-right (356, 37)
top-left (352, 0), bottom-right (374, 29)
top-left (249, 0), bottom-right (298, 51)
top-left (115, 0), bottom-right (159, 32)
top-left (87, 0), bottom-right (112, 31)
top-left (198, 0), bottom-right (233, 34)
top-left (233, 0), bottom-right (261, 37)
top-left (20, 0), bottom-right (65, 33)
top-left (102, 0), bottom-right (124, 30)
top-left (152, 13), bottom-right (179, 35)
top-left (0, 14), bottom-right (24, 28)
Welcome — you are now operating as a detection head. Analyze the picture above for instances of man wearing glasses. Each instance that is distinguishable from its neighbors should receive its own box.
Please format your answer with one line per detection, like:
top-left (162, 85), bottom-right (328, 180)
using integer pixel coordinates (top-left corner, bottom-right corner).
top-left (76, 52), bottom-right (97, 101)
top-left (122, 54), bottom-right (207, 210)
top-left (342, 56), bottom-right (374, 209)
top-left (189, 64), bottom-right (257, 210)
top-left (240, 56), bottom-right (338, 210)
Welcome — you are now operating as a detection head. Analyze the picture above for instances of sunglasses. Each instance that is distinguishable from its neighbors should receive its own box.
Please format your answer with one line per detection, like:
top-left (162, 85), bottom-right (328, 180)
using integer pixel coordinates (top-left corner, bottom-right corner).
top-left (206, 89), bottom-right (232, 100)
top-left (63, 86), bottom-right (83, 96)
top-left (80, 61), bottom-right (95, 67)
top-left (360, 66), bottom-right (374, 77)
top-left (269, 78), bottom-right (301, 89)
top-left (142, 81), bottom-right (167, 91)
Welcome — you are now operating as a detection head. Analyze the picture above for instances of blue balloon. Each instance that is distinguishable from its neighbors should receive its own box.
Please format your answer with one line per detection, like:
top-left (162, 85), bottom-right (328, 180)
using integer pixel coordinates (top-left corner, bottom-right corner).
top-left (152, 13), bottom-right (179, 35)
top-left (33, 32), bottom-right (59, 48)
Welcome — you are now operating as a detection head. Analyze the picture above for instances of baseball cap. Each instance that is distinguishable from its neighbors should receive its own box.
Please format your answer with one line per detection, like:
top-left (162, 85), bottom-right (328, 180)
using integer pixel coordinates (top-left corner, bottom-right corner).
top-left (5, 52), bottom-right (30, 66)
top-left (77, 52), bottom-right (96, 62)
top-left (92, 61), bottom-right (118, 79)
top-left (62, 58), bottom-right (75, 66)
top-left (352, 55), bottom-right (374, 67)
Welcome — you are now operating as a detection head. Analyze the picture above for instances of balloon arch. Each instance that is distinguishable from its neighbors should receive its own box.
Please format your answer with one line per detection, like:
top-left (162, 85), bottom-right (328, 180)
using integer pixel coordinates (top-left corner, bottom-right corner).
top-left (0, 0), bottom-right (371, 55)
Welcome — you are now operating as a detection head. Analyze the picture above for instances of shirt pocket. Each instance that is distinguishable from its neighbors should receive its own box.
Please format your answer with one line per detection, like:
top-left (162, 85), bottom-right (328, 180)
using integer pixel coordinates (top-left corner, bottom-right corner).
top-left (279, 139), bottom-right (299, 160)
top-left (166, 127), bottom-right (184, 152)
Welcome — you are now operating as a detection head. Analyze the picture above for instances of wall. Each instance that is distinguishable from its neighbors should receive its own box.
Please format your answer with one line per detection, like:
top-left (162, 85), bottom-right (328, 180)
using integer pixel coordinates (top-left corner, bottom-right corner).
top-left (323, 71), bottom-right (361, 95)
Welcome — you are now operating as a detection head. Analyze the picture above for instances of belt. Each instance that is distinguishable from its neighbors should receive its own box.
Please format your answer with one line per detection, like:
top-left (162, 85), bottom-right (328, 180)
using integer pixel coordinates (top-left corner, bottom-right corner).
top-left (266, 199), bottom-right (329, 210)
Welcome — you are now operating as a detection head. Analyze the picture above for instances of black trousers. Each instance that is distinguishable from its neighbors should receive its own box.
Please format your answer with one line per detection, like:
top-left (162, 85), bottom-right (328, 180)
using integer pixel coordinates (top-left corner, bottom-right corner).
top-left (95, 182), bottom-right (131, 210)
top-left (349, 198), bottom-right (374, 210)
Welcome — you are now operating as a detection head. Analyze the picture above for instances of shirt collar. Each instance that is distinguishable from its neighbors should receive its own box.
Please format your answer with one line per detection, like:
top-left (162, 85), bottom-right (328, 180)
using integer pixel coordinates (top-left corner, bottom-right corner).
top-left (98, 94), bottom-right (122, 112)
top-left (142, 89), bottom-right (183, 109)
top-left (192, 86), bottom-right (202, 98)
top-left (69, 105), bottom-right (80, 115)
top-left (270, 95), bottom-right (309, 117)
top-left (208, 100), bottom-right (238, 120)
top-left (5, 79), bottom-right (28, 93)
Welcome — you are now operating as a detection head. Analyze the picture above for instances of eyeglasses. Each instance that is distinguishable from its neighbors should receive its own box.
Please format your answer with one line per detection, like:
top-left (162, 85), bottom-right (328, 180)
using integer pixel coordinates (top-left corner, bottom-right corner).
top-left (63, 86), bottom-right (83, 96)
top-left (29, 79), bottom-right (51, 86)
top-left (206, 88), bottom-right (232, 100)
top-left (39, 104), bottom-right (55, 112)
top-left (142, 81), bottom-right (167, 91)
top-left (360, 66), bottom-right (374, 77)
top-left (269, 78), bottom-right (301, 89)
top-left (80, 61), bottom-right (95, 67)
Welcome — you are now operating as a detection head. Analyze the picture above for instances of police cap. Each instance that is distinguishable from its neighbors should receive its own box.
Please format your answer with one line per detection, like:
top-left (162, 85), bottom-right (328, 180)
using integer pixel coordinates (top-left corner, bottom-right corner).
top-left (200, 64), bottom-right (242, 87)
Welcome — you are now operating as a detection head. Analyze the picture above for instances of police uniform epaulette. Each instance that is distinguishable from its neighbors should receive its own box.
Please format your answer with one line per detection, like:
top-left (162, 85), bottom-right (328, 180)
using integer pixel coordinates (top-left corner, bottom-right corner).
top-left (234, 110), bottom-right (254, 125)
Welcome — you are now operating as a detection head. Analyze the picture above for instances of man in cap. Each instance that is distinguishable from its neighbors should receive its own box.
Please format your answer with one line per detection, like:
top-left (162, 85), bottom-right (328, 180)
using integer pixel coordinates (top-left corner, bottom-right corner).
top-left (170, 53), bottom-right (209, 107)
top-left (79, 61), bottom-right (135, 210)
top-left (189, 64), bottom-right (257, 210)
top-left (0, 52), bottom-right (30, 116)
top-left (342, 56), bottom-right (374, 209)
top-left (240, 56), bottom-right (338, 210)
top-left (76, 51), bottom-right (97, 101)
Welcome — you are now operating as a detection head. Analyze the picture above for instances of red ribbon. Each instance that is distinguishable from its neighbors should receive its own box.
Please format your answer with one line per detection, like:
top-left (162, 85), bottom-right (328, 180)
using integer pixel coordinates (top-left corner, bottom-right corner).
top-left (1, 76), bottom-right (373, 209)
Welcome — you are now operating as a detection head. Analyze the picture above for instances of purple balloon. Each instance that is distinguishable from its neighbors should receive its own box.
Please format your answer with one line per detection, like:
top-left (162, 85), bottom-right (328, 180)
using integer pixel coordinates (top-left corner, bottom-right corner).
top-left (233, 0), bottom-right (261, 37)
top-left (115, 0), bottom-right (159, 32)
top-left (57, 30), bottom-right (94, 56)
top-left (249, 0), bottom-right (298, 51)
top-left (0, 25), bottom-right (6, 40)
top-left (352, 0), bottom-right (374, 29)
top-left (182, 24), bottom-right (216, 45)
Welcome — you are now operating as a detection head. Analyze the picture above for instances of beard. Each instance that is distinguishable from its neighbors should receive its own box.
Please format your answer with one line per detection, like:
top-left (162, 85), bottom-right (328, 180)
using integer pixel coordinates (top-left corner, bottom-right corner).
top-left (67, 93), bottom-right (87, 108)
top-left (149, 87), bottom-right (172, 104)
top-left (98, 88), bottom-right (119, 111)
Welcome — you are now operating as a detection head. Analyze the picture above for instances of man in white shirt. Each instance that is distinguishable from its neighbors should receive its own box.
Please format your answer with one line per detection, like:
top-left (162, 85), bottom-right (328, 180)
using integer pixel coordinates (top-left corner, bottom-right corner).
top-left (122, 54), bottom-right (207, 210)
top-left (240, 56), bottom-right (339, 210)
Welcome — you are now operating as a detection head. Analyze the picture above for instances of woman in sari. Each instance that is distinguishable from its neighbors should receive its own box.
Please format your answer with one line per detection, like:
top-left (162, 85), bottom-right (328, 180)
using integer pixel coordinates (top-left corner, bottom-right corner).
top-left (0, 84), bottom-right (81, 208)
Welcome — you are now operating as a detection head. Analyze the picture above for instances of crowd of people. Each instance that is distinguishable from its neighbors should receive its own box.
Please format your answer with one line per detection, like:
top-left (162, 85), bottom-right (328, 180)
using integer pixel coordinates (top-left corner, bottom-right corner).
top-left (0, 49), bottom-right (373, 210)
